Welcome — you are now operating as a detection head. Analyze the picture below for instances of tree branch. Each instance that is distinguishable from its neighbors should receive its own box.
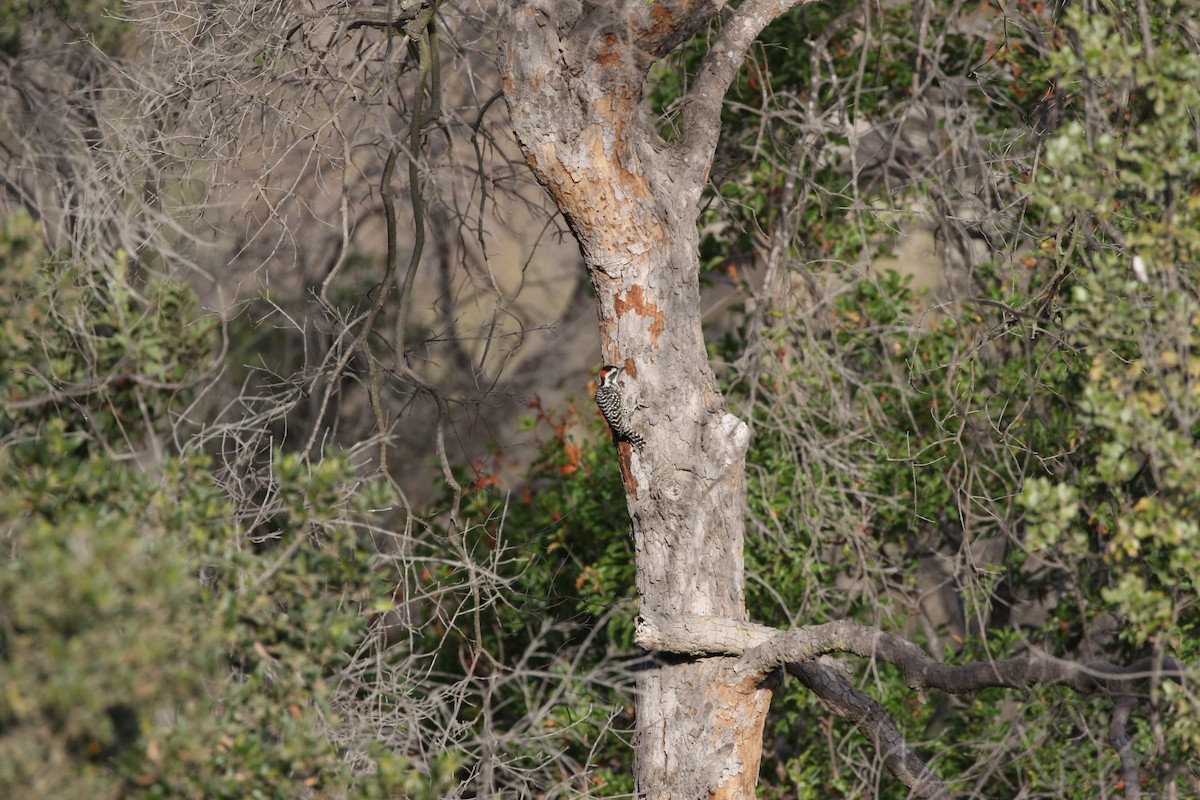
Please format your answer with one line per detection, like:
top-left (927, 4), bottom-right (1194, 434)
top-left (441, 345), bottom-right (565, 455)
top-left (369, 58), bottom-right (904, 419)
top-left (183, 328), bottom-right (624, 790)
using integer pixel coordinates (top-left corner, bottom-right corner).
top-left (675, 0), bottom-right (817, 205)
top-left (1108, 696), bottom-right (1141, 800)
top-left (637, 611), bottom-right (1185, 695)
top-left (790, 659), bottom-right (951, 800)
top-left (639, 611), bottom-right (1187, 798)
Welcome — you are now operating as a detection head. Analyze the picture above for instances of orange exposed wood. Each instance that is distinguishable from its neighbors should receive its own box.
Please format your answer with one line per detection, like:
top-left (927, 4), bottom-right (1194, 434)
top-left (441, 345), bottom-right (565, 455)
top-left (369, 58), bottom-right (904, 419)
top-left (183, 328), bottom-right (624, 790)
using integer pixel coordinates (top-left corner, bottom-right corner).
top-left (710, 673), bottom-right (773, 799)
top-left (615, 285), bottom-right (666, 344)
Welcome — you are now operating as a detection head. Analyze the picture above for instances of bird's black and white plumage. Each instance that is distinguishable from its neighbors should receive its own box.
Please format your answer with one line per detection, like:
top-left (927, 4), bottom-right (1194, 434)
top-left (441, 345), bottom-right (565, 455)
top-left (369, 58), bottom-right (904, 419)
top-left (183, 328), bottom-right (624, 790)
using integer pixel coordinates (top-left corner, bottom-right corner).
top-left (595, 364), bottom-right (645, 449)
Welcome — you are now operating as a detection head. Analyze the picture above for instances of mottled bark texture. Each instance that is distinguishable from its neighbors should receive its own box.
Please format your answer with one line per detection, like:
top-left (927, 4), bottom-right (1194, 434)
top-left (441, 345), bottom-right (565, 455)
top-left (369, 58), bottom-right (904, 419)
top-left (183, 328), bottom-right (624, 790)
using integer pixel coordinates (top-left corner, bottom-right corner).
top-left (500, 2), bottom-right (813, 796)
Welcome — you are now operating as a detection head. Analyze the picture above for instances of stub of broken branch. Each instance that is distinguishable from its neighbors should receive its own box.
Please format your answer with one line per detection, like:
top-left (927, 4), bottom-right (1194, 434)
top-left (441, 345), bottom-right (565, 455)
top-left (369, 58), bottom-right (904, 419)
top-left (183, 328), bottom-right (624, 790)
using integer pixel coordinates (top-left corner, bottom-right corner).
top-left (636, 610), bottom-right (776, 656)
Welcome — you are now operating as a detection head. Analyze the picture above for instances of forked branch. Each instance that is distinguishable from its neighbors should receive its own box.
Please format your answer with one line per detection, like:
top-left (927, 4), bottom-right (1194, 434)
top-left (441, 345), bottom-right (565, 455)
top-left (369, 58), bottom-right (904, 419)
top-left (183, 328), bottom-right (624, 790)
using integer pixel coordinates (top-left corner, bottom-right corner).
top-left (637, 611), bottom-right (1186, 800)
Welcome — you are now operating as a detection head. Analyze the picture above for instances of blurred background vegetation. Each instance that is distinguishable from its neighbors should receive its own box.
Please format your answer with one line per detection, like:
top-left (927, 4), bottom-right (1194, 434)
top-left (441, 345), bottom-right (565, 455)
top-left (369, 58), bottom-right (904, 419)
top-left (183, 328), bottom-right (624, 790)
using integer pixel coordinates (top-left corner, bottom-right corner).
top-left (1, 0), bottom-right (1198, 797)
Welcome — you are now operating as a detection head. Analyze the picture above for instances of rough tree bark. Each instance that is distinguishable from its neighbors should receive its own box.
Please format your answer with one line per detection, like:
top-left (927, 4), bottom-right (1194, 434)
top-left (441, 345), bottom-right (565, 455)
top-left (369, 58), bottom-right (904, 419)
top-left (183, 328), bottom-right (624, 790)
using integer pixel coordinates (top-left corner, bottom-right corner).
top-left (500, 2), bottom-right (813, 797)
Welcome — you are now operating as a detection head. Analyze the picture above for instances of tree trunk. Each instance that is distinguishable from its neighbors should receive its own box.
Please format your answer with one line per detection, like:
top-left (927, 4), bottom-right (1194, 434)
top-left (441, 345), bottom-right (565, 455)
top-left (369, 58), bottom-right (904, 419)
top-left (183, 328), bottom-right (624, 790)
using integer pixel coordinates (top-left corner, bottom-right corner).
top-left (500, 2), bottom-right (792, 796)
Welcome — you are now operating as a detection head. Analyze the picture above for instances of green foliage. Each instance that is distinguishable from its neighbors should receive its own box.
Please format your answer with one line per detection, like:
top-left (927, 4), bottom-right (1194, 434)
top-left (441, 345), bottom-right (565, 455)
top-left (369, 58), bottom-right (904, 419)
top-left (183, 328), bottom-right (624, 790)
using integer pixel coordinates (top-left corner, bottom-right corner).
top-left (422, 398), bottom-right (638, 794)
top-left (0, 441), bottom-right (438, 799)
top-left (694, 3), bottom-right (1200, 795)
top-left (653, 0), bottom-right (1015, 279)
top-left (0, 212), bottom-right (217, 451)
top-left (0, 0), bottom-right (128, 57)
top-left (0, 428), bottom-right (212, 799)
top-left (0, 216), bottom-right (446, 799)
top-left (1014, 6), bottom-right (1200, 766)
top-left (453, 399), bottom-right (636, 632)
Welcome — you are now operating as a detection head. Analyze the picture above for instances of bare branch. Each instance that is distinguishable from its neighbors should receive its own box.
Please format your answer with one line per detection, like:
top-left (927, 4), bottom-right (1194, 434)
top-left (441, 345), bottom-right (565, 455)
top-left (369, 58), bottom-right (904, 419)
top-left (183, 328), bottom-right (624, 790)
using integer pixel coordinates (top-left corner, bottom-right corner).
top-left (1108, 696), bottom-right (1141, 800)
top-left (640, 611), bottom-right (1188, 797)
top-left (675, 0), bottom-right (817, 205)
top-left (790, 659), bottom-right (951, 800)
top-left (638, 611), bottom-right (1186, 696)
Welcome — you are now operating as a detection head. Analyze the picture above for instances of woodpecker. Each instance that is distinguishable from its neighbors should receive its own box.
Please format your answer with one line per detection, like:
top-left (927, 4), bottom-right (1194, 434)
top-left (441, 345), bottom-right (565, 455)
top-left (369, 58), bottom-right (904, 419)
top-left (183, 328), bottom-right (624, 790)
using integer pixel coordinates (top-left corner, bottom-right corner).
top-left (595, 364), bottom-right (645, 450)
